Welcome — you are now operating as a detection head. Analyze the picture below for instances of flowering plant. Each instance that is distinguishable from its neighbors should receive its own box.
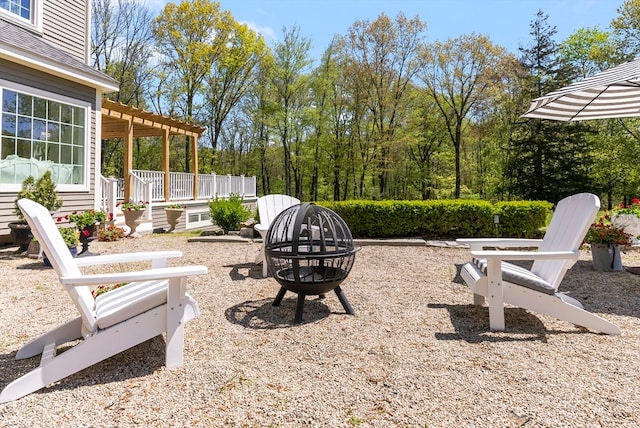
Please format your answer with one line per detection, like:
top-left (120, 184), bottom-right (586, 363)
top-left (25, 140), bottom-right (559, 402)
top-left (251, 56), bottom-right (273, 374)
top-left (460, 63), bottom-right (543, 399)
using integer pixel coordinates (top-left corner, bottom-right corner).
top-left (65, 209), bottom-right (107, 230)
top-left (91, 283), bottom-right (125, 299)
top-left (584, 215), bottom-right (632, 246)
top-left (97, 225), bottom-right (126, 241)
top-left (611, 198), bottom-right (640, 217)
top-left (166, 203), bottom-right (184, 209)
top-left (118, 201), bottom-right (147, 211)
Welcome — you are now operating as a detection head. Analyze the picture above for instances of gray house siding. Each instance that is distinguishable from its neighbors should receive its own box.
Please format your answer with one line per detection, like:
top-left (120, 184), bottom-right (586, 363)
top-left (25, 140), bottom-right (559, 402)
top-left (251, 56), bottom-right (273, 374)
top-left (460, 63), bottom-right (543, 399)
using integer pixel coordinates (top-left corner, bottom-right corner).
top-left (42, 0), bottom-right (87, 61)
top-left (0, 59), bottom-right (98, 240)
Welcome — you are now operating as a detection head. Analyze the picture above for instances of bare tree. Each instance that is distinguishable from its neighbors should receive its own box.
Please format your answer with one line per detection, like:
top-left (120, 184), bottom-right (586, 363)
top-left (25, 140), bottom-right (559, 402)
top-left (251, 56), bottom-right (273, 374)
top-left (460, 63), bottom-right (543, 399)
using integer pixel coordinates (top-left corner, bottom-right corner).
top-left (91, 0), bottom-right (154, 106)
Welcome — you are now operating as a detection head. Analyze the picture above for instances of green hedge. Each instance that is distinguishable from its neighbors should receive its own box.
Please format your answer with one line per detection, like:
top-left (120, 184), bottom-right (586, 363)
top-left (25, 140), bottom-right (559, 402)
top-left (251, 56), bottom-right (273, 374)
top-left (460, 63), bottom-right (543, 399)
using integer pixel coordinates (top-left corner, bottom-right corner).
top-left (316, 199), bottom-right (552, 239)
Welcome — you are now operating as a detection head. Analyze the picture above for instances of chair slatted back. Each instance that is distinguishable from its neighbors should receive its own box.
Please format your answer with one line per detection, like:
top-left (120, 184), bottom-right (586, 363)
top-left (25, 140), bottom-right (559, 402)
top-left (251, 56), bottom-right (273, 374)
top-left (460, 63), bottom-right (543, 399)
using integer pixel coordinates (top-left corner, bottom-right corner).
top-left (258, 194), bottom-right (300, 229)
top-left (531, 193), bottom-right (600, 289)
top-left (17, 199), bottom-right (98, 332)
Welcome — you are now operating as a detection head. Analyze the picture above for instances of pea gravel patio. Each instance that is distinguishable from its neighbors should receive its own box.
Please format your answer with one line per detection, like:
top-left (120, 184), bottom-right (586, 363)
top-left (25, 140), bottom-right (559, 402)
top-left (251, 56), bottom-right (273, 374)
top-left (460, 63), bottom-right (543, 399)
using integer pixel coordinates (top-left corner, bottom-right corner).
top-left (1, 235), bottom-right (639, 427)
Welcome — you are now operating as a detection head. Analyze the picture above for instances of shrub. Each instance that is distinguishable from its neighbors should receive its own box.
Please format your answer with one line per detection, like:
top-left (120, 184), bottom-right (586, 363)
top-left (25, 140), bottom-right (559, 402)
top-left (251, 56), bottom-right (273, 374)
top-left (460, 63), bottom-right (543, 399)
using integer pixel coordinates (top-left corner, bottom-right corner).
top-left (14, 171), bottom-right (63, 220)
top-left (317, 199), bottom-right (551, 239)
top-left (494, 200), bottom-right (552, 238)
top-left (208, 193), bottom-right (251, 234)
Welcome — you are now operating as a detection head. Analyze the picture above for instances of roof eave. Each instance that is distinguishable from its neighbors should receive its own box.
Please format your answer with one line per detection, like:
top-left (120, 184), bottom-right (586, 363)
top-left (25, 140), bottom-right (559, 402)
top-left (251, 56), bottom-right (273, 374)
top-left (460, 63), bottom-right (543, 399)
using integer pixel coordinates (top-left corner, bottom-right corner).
top-left (0, 46), bottom-right (119, 94)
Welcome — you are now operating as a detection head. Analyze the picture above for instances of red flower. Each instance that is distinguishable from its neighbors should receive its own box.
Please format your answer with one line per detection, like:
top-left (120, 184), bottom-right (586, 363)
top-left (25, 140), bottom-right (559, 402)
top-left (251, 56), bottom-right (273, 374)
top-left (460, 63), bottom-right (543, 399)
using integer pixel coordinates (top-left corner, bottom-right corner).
top-left (82, 229), bottom-right (91, 237)
top-left (633, 198), bottom-right (640, 205)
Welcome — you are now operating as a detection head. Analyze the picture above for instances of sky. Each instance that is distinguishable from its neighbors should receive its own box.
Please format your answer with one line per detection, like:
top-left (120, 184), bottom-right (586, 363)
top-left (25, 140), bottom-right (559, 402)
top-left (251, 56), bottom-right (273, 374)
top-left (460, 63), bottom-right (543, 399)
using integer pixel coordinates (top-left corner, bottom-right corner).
top-left (143, 0), bottom-right (625, 63)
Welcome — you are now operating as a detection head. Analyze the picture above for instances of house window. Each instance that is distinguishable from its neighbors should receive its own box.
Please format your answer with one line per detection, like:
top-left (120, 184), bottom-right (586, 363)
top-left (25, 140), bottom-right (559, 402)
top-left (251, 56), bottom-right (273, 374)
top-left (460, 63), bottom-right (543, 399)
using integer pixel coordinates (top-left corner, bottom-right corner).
top-left (187, 211), bottom-right (211, 229)
top-left (1, 87), bottom-right (88, 188)
top-left (0, 0), bottom-right (29, 19)
top-left (0, 0), bottom-right (41, 30)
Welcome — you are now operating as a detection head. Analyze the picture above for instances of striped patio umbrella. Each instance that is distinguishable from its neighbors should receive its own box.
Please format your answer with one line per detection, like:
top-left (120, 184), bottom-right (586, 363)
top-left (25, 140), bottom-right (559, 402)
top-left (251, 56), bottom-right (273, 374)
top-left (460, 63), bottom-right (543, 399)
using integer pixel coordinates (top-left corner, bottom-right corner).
top-left (523, 57), bottom-right (640, 121)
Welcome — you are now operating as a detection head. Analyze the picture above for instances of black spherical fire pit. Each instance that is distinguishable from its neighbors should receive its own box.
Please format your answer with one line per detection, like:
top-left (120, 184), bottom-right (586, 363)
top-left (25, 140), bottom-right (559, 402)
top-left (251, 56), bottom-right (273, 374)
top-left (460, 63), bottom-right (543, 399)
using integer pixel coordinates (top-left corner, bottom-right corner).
top-left (265, 203), bottom-right (357, 323)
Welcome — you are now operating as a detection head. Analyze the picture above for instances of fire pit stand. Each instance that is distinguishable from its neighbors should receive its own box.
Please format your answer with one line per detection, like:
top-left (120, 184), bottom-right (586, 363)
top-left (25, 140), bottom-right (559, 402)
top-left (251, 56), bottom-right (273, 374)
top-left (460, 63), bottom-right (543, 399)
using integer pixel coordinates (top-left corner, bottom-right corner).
top-left (265, 203), bottom-right (358, 323)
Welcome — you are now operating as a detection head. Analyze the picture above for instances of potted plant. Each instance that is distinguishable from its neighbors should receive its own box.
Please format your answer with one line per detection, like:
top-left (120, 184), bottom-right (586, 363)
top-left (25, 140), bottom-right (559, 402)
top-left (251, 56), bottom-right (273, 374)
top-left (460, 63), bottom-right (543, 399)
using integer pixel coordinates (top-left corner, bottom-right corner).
top-left (165, 203), bottom-right (185, 232)
top-left (208, 193), bottom-right (251, 234)
top-left (10, 171), bottom-right (63, 252)
top-left (66, 209), bottom-right (107, 231)
top-left (117, 200), bottom-right (147, 236)
top-left (584, 215), bottom-right (632, 272)
top-left (43, 227), bottom-right (79, 267)
top-left (65, 209), bottom-right (107, 255)
top-left (610, 198), bottom-right (640, 245)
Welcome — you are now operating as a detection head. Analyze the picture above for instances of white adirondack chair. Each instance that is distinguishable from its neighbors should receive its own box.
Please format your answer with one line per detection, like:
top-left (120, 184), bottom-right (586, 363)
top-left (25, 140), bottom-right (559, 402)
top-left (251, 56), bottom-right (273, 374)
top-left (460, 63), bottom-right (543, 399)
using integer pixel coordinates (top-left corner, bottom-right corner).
top-left (254, 194), bottom-right (300, 277)
top-left (0, 199), bottom-right (208, 402)
top-left (457, 193), bottom-right (620, 335)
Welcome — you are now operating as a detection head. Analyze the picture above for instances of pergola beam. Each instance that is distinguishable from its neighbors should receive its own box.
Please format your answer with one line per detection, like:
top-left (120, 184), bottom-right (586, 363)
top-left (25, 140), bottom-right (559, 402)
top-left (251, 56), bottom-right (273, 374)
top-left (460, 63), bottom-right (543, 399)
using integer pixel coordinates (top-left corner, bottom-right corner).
top-left (100, 99), bottom-right (206, 203)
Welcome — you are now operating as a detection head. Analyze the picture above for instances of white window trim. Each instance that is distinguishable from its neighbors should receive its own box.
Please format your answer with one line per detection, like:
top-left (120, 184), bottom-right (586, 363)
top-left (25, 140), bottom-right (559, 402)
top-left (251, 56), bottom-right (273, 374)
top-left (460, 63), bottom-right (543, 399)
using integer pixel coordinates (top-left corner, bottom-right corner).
top-left (186, 210), bottom-right (211, 230)
top-left (0, 0), bottom-right (44, 33)
top-left (1, 79), bottom-right (91, 193)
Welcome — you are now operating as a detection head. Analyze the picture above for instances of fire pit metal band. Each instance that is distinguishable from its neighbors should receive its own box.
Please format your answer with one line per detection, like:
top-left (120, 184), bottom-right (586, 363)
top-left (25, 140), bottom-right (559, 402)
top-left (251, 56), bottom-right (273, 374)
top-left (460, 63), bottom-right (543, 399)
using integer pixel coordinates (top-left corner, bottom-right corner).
top-left (265, 202), bottom-right (357, 323)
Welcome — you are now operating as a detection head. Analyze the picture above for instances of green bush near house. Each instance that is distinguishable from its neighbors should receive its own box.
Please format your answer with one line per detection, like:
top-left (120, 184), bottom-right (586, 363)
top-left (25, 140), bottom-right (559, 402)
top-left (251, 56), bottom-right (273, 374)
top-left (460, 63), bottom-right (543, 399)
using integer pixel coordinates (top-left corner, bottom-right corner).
top-left (14, 171), bottom-right (63, 221)
top-left (208, 193), bottom-right (252, 234)
top-left (317, 199), bottom-right (552, 239)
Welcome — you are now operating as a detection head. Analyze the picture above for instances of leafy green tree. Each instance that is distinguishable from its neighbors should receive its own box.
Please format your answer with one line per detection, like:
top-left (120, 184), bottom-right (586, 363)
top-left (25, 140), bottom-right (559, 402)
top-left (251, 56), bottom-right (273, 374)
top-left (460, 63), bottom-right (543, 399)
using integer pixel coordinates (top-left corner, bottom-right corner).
top-left (152, 0), bottom-right (235, 172)
top-left (419, 33), bottom-right (510, 199)
top-left (611, 0), bottom-right (640, 60)
top-left (559, 27), bottom-right (618, 78)
top-left (404, 88), bottom-right (447, 199)
top-left (345, 13), bottom-right (426, 198)
top-left (507, 10), bottom-right (596, 202)
top-left (269, 26), bottom-right (313, 197)
top-left (558, 25), bottom-right (637, 207)
top-left (202, 21), bottom-right (269, 162)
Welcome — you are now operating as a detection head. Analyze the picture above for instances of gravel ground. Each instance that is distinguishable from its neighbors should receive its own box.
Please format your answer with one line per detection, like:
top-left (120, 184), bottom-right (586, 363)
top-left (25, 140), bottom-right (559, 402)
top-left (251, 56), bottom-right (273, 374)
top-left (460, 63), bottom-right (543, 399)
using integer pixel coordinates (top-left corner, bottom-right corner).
top-left (1, 234), bottom-right (640, 427)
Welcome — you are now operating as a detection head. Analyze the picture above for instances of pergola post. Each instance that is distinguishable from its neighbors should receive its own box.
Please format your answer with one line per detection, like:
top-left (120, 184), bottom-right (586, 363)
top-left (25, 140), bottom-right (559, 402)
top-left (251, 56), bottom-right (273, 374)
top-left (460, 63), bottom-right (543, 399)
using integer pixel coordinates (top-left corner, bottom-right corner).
top-left (123, 116), bottom-right (133, 203)
top-left (162, 127), bottom-right (170, 202)
top-left (192, 135), bottom-right (199, 200)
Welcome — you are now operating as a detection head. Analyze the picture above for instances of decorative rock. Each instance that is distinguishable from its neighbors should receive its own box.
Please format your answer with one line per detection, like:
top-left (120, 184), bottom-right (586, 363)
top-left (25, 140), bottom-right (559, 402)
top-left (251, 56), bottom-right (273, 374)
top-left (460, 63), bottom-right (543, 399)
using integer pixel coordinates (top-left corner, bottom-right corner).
top-left (239, 227), bottom-right (255, 239)
top-left (240, 218), bottom-right (256, 228)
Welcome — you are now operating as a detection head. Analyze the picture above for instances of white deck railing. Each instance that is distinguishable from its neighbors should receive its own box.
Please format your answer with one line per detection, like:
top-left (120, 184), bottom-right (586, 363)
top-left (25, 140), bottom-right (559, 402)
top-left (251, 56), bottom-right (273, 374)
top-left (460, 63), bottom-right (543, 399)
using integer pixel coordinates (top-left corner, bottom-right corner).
top-left (100, 170), bottom-right (257, 214)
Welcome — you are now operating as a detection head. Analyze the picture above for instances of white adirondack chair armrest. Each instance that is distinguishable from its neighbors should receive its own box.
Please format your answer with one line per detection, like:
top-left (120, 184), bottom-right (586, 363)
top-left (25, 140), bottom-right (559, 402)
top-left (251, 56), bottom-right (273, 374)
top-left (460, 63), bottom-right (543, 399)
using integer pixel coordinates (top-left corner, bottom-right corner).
top-left (254, 223), bottom-right (268, 233)
top-left (60, 265), bottom-right (208, 286)
top-left (457, 238), bottom-right (543, 251)
top-left (74, 251), bottom-right (184, 267)
top-left (470, 249), bottom-right (579, 261)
